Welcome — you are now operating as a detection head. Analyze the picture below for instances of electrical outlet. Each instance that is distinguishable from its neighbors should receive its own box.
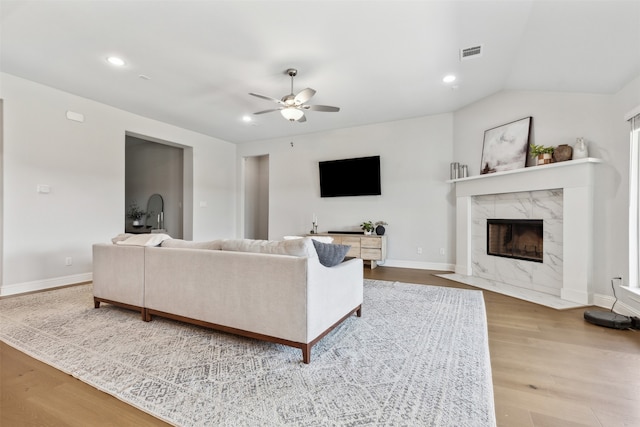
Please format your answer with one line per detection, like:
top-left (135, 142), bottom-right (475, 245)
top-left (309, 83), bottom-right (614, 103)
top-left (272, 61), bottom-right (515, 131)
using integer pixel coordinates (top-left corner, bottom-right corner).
top-left (417, 247), bottom-right (422, 255)
top-left (65, 257), bottom-right (72, 266)
top-left (440, 248), bottom-right (446, 255)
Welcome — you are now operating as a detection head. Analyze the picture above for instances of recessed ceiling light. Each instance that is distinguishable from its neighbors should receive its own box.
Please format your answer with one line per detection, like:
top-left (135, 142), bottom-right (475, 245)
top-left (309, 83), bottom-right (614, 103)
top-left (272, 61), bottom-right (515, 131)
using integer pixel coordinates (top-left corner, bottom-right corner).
top-left (107, 56), bottom-right (126, 67)
top-left (443, 75), bottom-right (456, 83)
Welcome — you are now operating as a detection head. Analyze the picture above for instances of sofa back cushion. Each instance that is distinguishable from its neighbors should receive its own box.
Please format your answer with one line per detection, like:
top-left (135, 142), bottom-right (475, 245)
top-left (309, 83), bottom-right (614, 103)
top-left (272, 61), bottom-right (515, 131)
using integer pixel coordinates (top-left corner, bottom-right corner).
top-left (161, 239), bottom-right (223, 250)
top-left (221, 238), bottom-right (317, 258)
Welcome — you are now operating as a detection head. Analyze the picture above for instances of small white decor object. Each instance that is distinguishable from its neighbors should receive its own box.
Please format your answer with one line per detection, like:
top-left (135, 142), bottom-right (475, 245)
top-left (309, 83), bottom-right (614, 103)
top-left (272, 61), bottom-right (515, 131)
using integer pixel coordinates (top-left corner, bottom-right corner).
top-left (573, 137), bottom-right (589, 159)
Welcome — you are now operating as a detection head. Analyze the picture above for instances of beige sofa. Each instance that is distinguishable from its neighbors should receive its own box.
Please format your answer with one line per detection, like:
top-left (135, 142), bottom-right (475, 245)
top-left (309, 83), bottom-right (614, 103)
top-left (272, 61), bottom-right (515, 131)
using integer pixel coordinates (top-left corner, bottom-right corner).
top-left (92, 237), bottom-right (363, 363)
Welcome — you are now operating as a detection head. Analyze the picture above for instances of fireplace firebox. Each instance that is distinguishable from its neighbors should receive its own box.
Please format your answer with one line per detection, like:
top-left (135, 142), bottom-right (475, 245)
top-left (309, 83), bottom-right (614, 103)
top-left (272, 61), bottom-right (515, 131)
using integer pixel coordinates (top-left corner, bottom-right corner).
top-left (487, 219), bottom-right (543, 263)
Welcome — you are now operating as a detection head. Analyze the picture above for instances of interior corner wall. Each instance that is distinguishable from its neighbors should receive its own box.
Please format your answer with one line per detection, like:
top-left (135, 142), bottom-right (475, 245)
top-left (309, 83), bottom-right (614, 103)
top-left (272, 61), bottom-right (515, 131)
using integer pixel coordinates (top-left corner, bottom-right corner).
top-left (237, 114), bottom-right (455, 270)
top-left (0, 73), bottom-right (236, 296)
top-left (452, 80), bottom-right (640, 311)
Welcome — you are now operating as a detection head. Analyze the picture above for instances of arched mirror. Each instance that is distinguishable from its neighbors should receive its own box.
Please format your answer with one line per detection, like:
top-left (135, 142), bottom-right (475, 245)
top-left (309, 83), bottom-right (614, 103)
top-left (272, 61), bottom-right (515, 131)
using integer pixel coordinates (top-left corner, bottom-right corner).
top-left (146, 193), bottom-right (164, 230)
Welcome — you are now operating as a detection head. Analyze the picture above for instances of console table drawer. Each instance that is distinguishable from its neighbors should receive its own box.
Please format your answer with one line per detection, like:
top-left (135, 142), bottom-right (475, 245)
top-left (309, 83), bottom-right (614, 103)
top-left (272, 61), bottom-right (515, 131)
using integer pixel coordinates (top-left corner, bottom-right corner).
top-left (361, 237), bottom-right (382, 248)
top-left (361, 248), bottom-right (382, 260)
top-left (341, 236), bottom-right (361, 247)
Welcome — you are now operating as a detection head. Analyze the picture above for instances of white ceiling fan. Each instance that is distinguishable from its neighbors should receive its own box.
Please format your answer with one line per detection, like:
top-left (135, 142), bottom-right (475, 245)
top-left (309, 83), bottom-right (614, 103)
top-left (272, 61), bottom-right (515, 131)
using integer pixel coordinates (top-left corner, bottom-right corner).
top-left (249, 68), bottom-right (340, 122)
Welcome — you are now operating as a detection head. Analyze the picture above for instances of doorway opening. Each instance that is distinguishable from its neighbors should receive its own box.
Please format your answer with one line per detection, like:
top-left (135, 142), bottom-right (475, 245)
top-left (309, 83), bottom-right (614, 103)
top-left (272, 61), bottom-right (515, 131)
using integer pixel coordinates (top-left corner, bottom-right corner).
top-left (125, 134), bottom-right (188, 239)
top-left (243, 155), bottom-right (269, 240)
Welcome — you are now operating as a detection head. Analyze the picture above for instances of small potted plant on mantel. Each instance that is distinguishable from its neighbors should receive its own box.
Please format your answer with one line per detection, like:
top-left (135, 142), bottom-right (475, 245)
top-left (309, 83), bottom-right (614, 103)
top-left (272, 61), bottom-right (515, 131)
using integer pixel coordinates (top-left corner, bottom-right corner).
top-left (360, 221), bottom-right (375, 235)
top-left (530, 144), bottom-right (555, 165)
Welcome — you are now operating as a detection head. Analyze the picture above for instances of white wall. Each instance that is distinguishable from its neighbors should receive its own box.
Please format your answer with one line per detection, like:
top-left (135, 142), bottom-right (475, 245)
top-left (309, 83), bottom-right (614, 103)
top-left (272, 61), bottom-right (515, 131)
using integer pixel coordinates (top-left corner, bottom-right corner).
top-left (453, 76), bottom-right (640, 312)
top-left (0, 73), bottom-right (237, 295)
top-left (237, 114), bottom-right (455, 269)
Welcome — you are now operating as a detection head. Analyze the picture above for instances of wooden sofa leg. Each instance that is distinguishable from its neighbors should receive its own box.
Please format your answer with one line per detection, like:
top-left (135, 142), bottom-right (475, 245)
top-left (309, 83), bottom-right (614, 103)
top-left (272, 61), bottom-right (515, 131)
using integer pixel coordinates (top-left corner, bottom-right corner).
top-left (302, 344), bottom-right (311, 364)
top-left (94, 298), bottom-right (101, 309)
top-left (143, 309), bottom-right (151, 322)
top-left (356, 305), bottom-right (362, 317)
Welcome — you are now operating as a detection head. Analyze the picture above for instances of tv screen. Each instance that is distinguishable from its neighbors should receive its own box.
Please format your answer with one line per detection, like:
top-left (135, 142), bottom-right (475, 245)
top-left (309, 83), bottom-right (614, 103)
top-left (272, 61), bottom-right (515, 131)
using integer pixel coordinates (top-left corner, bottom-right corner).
top-left (319, 155), bottom-right (381, 197)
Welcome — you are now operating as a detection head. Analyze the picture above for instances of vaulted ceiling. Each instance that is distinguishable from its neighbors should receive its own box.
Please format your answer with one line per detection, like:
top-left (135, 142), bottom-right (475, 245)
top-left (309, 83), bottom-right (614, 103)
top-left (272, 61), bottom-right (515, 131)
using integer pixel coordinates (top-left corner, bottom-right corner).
top-left (2, 1), bottom-right (639, 143)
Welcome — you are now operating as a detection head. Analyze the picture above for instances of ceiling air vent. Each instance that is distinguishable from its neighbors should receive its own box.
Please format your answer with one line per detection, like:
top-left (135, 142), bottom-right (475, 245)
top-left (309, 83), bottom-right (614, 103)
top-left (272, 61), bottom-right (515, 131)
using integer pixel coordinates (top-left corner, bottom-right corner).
top-left (460, 45), bottom-right (483, 61)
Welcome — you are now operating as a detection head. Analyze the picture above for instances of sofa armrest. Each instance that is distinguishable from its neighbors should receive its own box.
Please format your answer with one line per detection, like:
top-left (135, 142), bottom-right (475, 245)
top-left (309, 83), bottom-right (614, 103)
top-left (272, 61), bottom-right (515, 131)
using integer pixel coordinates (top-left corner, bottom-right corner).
top-left (92, 243), bottom-right (145, 307)
top-left (306, 257), bottom-right (364, 340)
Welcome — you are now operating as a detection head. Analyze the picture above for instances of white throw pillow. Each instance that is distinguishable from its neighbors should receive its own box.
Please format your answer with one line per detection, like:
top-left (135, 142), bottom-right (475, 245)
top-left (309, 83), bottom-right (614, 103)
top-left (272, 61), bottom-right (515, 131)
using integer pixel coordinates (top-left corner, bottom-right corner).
top-left (310, 236), bottom-right (334, 244)
top-left (116, 233), bottom-right (172, 247)
top-left (111, 233), bottom-right (134, 244)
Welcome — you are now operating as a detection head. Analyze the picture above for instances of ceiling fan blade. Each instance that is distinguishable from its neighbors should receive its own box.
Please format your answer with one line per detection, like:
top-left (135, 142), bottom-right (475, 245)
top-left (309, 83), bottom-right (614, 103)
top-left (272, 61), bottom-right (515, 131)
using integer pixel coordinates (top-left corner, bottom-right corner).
top-left (303, 105), bottom-right (340, 112)
top-left (249, 93), bottom-right (284, 105)
top-left (294, 88), bottom-right (316, 104)
top-left (253, 108), bottom-right (282, 115)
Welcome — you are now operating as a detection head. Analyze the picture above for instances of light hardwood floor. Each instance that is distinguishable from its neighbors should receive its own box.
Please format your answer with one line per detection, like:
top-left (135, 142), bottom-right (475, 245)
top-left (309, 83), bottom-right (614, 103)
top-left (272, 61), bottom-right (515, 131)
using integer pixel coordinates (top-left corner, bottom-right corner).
top-left (1, 267), bottom-right (639, 426)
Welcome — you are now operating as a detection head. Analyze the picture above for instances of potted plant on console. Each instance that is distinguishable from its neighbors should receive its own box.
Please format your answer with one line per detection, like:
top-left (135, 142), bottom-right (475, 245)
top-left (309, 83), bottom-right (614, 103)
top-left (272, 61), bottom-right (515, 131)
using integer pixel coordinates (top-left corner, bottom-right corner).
top-left (360, 221), bottom-right (374, 235)
top-left (127, 201), bottom-right (147, 227)
top-left (530, 144), bottom-right (555, 165)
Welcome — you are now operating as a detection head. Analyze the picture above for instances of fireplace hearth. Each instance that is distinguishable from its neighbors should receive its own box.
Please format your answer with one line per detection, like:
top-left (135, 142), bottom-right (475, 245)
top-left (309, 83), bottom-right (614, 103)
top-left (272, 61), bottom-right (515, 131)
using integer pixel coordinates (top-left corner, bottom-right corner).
top-left (487, 219), bottom-right (543, 263)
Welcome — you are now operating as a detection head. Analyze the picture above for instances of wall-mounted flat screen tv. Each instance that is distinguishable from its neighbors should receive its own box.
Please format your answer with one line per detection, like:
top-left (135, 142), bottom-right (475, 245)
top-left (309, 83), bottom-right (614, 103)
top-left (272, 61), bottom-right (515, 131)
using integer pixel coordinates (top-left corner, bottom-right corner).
top-left (319, 155), bottom-right (381, 197)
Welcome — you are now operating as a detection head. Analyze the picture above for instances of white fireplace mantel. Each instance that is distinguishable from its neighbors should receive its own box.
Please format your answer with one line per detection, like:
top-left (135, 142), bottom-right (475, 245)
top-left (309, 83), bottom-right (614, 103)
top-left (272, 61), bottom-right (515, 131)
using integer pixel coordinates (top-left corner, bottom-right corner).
top-left (452, 158), bottom-right (602, 305)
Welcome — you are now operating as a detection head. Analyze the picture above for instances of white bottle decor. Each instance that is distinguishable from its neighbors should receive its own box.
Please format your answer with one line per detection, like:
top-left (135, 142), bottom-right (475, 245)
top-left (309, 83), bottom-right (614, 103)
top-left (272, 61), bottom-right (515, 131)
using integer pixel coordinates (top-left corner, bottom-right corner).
top-left (573, 137), bottom-right (589, 159)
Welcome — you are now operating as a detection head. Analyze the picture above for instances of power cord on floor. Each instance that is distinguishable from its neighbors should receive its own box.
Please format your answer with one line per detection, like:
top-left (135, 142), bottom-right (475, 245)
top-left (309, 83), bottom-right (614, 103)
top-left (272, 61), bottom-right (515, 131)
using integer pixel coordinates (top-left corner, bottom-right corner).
top-left (610, 277), bottom-right (622, 313)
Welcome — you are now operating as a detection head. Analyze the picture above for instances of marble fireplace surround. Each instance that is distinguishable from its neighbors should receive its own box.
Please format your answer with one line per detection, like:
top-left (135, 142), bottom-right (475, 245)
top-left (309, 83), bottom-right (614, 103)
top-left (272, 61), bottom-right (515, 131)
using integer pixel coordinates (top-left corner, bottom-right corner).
top-left (447, 158), bottom-right (602, 308)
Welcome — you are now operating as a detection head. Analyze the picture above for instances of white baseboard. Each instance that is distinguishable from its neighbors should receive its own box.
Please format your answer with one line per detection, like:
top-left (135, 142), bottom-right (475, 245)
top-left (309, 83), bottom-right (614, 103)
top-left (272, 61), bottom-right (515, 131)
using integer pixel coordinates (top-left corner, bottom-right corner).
top-left (381, 259), bottom-right (455, 271)
top-left (0, 273), bottom-right (92, 297)
top-left (593, 292), bottom-right (640, 317)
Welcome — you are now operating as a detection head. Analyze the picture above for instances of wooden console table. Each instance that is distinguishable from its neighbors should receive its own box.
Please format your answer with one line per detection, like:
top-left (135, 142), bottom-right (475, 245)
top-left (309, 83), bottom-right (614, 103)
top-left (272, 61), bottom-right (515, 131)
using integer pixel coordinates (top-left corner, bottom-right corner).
top-left (310, 233), bottom-right (387, 269)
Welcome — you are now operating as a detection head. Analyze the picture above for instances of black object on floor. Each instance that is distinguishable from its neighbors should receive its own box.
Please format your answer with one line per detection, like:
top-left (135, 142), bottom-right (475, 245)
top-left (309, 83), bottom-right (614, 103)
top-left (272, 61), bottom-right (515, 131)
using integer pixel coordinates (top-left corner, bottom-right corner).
top-left (584, 310), bottom-right (632, 329)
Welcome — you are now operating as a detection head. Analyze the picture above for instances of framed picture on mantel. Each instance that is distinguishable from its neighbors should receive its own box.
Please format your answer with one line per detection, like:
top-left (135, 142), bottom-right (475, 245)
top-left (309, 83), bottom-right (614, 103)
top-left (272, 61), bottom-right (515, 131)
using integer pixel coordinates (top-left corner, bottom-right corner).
top-left (480, 116), bottom-right (532, 174)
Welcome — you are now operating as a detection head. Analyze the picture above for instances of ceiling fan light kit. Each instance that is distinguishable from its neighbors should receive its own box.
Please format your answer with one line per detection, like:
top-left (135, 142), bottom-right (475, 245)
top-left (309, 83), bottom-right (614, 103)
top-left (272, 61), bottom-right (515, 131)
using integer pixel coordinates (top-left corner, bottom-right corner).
top-left (281, 107), bottom-right (304, 121)
top-left (249, 68), bottom-right (340, 123)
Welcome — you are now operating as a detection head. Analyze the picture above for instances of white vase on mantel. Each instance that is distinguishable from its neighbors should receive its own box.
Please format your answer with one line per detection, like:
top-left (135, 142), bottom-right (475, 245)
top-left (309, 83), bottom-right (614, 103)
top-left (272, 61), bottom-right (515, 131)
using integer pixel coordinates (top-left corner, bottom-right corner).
top-left (573, 137), bottom-right (589, 159)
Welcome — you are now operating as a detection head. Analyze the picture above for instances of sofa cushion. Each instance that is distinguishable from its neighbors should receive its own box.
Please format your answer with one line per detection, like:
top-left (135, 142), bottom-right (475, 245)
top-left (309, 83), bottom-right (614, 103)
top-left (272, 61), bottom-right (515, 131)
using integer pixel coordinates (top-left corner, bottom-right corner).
top-left (116, 233), bottom-right (172, 247)
top-left (161, 239), bottom-right (223, 250)
top-left (221, 238), bottom-right (317, 258)
top-left (312, 240), bottom-right (351, 267)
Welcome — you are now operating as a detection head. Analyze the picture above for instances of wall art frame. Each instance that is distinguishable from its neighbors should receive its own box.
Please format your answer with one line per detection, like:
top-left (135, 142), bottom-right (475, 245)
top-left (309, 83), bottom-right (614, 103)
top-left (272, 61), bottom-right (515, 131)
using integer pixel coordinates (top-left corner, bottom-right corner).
top-left (480, 116), bottom-right (532, 174)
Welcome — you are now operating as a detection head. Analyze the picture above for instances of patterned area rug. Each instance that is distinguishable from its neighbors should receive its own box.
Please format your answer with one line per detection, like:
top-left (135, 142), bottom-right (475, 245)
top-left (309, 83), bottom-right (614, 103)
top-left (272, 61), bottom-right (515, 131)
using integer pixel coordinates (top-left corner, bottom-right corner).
top-left (0, 280), bottom-right (495, 426)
